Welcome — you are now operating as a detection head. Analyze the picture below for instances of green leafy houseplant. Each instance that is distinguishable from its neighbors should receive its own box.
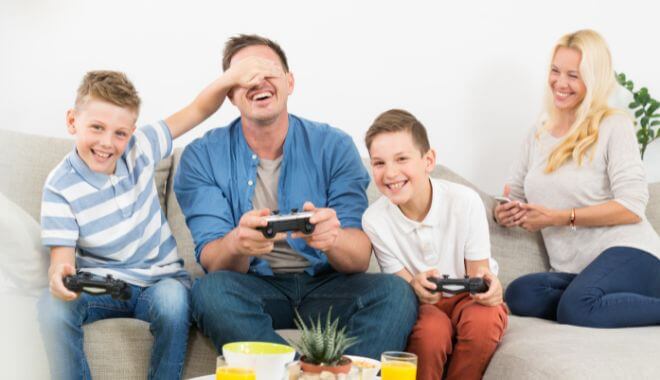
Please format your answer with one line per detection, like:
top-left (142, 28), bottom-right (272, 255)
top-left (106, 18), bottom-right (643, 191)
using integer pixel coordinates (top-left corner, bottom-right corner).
top-left (292, 308), bottom-right (358, 374)
top-left (616, 72), bottom-right (660, 159)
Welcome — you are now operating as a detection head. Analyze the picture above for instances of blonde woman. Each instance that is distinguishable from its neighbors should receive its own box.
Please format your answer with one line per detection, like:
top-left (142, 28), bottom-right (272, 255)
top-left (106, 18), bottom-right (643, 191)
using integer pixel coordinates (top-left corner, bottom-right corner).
top-left (495, 29), bottom-right (660, 327)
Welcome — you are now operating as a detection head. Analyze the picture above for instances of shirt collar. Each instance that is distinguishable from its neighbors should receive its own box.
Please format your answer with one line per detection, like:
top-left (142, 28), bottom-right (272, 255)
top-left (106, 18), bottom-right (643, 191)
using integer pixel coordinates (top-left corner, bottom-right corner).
top-left (235, 114), bottom-right (298, 163)
top-left (387, 177), bottom-right (443, 233)
top-left (68, 148), bottom-right (129, 189)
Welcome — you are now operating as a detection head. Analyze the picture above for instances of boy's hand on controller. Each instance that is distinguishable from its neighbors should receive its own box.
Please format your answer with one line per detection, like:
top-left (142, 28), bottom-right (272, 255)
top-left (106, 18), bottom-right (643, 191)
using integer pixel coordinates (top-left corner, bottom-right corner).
top-left (411, 269), bottom-right (441, 304)
top-left (232, 208), bottom-right (285, 256)
top-left (471, 267), bottom-right (503, 306)
top-left (49, 263), bottom-right (78, 301)
top-left (292, 202), bottom-right (340, 252)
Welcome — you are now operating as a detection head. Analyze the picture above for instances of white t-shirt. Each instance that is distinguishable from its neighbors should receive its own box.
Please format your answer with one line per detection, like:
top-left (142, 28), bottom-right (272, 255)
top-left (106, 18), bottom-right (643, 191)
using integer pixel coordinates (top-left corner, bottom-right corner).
top-left (362, 178), bottom-right (498, 279)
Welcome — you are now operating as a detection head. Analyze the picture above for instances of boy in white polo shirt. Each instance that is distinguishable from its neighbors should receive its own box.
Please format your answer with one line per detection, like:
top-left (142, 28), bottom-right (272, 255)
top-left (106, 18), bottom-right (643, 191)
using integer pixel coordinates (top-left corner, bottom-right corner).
top-left (39, 60), bottom-right (282, 380)
top-left (362, 109), bottom-right (508, 380)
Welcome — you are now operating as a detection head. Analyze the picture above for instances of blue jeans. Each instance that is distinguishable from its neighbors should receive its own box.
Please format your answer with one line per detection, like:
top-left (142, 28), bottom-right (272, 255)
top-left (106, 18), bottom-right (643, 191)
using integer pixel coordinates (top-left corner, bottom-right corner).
top-left (38, 278), bottom-right (191, 380)
top-left (191, 271), bottom-right (418, 359)
top-left (505, 246), bottom-right (660, 327)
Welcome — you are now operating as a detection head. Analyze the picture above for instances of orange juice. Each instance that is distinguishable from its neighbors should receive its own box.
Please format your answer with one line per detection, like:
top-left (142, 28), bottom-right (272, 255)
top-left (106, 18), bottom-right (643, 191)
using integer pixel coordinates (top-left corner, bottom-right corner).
top-left (215, 367), bottom-right (256, 380)
top-left (381, 360), bottom-right (417, 380)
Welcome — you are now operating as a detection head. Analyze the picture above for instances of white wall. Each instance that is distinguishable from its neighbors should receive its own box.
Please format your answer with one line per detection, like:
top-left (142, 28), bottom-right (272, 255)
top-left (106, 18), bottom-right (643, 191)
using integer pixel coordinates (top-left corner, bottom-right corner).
top-left (1, 0), bottom-right (658, 194)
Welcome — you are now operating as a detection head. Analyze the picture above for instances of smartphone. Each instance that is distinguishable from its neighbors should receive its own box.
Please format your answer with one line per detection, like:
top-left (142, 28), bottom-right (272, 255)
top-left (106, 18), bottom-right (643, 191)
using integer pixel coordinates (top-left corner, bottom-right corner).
top-left (494, 196), bottom-right (511, 204)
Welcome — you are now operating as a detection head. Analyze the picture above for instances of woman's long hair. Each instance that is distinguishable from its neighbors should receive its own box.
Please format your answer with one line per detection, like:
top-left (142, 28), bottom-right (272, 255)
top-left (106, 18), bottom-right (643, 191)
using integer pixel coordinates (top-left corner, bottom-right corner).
top-left (542, 29), bottom-right (620, 173)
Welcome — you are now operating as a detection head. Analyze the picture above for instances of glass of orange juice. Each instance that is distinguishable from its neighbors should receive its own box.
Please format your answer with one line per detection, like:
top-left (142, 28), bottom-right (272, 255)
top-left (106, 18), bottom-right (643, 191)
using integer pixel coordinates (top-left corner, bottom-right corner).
top-left (215, 355), bottom-right (256, 380)
top-left (380, 351), bottom-right (417, 380)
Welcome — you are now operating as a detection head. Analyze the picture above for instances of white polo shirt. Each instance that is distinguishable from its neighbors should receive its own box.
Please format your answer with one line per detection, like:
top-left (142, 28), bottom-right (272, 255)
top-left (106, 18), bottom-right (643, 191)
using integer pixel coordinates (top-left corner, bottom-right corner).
top-left (362, 178), bottom-right (498, 279)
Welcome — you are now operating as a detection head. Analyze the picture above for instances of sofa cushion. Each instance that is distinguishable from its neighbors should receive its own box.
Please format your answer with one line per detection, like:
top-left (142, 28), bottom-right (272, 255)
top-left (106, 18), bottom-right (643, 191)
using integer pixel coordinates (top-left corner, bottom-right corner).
top-left (0, 191), bottom-right (48, 295)
top-left (0, 128), bottom-right (172, 222)
top-left (484, 316), bottom-right (660, 379)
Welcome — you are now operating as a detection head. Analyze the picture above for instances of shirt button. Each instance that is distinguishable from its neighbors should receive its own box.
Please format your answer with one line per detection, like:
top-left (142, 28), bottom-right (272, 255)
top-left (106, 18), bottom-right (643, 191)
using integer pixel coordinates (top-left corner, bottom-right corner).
top-left (251, 154), bottom-right (257, 160)
top-left (248, 180), bottom-right (254, 186)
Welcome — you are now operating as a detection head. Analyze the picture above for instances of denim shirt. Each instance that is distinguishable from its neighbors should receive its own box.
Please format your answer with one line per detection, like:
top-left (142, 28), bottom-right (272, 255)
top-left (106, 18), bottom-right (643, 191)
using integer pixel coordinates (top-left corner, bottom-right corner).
top-left (173, 114), bottom-right (370, 276)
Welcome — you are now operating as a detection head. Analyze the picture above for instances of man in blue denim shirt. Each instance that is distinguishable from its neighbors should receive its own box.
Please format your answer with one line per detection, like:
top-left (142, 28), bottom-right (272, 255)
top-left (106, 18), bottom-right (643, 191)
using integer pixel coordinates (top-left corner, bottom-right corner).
top-left (174, 35), bottom-right (417, 359)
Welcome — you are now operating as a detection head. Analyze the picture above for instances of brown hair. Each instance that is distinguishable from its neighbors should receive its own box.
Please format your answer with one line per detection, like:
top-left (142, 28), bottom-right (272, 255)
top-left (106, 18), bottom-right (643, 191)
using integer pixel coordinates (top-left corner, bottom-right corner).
top-left (75, 70), bottom-right (141, 113)
top-left (222, 34), bottom-right (289, 72)
top-left (365, 109), bottom-right (431, 154)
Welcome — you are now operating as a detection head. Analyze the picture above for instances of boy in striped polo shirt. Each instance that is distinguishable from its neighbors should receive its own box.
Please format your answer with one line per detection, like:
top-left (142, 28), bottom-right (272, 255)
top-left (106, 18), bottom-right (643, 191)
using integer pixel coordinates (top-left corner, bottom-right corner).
top-left (39, 62), bottom-right (283, 379)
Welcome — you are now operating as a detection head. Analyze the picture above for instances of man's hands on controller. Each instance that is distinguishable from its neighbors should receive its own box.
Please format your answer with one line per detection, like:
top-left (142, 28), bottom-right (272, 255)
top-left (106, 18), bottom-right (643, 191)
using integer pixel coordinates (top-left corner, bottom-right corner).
top-left (291, 202), bottom-right (341, 252)
top-left (230, 208), bottom-right (287, 256)
top-left (49, 263), bottom-right (79, 301)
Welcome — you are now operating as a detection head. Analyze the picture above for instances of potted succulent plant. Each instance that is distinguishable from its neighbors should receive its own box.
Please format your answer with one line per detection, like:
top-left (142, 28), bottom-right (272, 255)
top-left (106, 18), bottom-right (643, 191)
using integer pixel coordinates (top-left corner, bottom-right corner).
top-left (291, 308), bottom-right (358, 375)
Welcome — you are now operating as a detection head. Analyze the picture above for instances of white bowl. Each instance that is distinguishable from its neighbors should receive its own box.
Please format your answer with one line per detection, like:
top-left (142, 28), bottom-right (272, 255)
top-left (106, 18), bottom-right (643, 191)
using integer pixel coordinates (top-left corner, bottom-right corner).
top-left (346, 355), bottom-right (381, 380)
top-left (222, 342), bottom-right (295, 380)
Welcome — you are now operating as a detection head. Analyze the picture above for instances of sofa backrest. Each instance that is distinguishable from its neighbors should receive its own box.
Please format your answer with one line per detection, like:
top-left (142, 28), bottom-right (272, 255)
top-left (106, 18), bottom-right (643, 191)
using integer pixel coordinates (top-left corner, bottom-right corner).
top-left (1, 128), bottom-right (658, 291)
top-left (0, 129), bottom-right (172, 222)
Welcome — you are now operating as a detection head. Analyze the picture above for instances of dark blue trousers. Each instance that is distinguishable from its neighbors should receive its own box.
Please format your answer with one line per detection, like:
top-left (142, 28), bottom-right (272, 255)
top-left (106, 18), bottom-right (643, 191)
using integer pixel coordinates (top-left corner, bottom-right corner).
top-left (505, 246), bottom-right (660, 327)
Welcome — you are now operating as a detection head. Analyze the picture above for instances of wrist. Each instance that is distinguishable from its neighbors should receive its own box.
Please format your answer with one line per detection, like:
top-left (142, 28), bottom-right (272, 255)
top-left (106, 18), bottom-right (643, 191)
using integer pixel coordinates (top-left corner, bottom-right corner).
top-left (226, 229), bottom-right (243, 257)
top-left (325, 228), bottom-right (343, 255)
top-left (554, 209), bottom-right (571, 227)
top-left (218, 71), bottom-right (237, 91)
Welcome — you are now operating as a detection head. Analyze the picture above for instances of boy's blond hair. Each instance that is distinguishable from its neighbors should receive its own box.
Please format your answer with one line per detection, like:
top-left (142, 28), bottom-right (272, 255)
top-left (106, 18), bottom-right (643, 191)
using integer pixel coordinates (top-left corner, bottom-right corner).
top-left (365, 109), bottom-right (431, 155)
top-left (75, 70), bottom-right (141, 113)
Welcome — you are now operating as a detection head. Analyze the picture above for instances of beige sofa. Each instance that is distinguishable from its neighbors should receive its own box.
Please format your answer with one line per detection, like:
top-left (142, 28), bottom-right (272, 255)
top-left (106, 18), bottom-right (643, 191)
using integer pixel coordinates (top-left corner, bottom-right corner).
top-left (1, 128), bottom-right (659, 379)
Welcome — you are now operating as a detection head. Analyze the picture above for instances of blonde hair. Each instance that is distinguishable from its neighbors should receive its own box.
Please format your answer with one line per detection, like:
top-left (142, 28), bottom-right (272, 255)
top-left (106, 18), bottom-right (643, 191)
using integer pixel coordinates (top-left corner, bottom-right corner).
top-left (542, 29), bottom-right (620, 173)
top-left (75, 70), bottom-right (141, 113)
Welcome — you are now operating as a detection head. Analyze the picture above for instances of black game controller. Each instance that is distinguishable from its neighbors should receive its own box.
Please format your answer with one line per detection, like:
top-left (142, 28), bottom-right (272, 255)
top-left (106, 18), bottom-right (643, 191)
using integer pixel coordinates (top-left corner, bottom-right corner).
top-left (428, 274), bottom-right (489, 294)
top-left (63, 272), bottom-right (132, 300)
top-left (258, 209), bottom-right (315, 239)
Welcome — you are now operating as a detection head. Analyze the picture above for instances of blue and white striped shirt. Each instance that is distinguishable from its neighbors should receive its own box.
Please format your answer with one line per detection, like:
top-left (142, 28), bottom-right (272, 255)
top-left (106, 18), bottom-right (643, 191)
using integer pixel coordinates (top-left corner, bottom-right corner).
top-left (41, 122), bottom-right (189, 287)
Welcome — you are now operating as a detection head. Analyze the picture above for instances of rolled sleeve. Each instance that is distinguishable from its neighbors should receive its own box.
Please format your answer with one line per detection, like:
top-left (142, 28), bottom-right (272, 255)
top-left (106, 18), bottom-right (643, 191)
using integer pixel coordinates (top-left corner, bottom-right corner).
top-left (326, 135), bottom-right (370, 229)
top-left (174, 143), bottom-right (234, 263)
top-left (606, 117), bottom-right (648, 218)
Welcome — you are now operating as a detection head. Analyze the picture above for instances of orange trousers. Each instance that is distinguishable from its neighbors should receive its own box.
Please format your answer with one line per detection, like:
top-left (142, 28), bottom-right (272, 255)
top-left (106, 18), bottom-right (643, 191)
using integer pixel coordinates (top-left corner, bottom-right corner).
top-left (406, 293), bottom-right (508, 380)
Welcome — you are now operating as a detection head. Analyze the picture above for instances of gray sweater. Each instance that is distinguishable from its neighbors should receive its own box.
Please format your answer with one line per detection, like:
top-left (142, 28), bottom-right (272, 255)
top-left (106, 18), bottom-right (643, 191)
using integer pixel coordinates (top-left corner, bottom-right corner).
top-left (508, 114), bottom-right (660, 273)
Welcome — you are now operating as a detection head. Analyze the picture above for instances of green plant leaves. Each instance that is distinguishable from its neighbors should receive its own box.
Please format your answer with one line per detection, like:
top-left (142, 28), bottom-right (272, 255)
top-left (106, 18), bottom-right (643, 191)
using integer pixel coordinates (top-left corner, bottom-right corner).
top-left (621, 71), bottom-right (659, 158)
top-left (616, 72), bottom-right (626, 84)
top-left (292, 307), bottom-right (358, 366)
